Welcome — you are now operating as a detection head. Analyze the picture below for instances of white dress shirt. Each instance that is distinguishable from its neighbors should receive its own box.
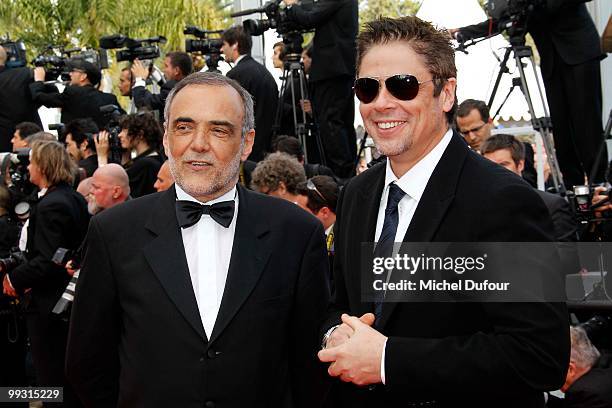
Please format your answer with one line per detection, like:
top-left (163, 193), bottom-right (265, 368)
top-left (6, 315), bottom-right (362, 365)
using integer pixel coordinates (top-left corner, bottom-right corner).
top-left (376, 128), bottom-right (453, 384)
top-left (175, 184), bottom-right (238, 338)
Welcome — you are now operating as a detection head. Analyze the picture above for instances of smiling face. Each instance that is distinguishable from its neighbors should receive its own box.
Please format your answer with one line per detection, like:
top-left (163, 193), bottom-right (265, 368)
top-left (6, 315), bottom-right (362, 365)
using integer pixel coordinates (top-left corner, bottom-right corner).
top-left (164, 84), bottom-right (254, 202)
top-left (358, 41), bottom-right (456, 173)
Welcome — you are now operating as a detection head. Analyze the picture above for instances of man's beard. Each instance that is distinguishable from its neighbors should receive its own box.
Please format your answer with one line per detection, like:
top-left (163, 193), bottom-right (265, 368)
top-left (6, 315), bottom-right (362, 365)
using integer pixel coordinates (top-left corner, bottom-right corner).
top-left (87, 197), bottom-right (102, 215)
top-left (167, 145), bottom-right (243, 200)
top-left (370, 129), bottom-right (413, 157)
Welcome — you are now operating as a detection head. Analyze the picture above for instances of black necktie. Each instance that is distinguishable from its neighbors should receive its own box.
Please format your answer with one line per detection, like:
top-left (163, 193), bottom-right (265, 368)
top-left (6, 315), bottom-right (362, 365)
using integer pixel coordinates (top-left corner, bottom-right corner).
top-left (175, 200), bottom-right (235, 229)
top-left (373, 183), bottom-right (406, 320)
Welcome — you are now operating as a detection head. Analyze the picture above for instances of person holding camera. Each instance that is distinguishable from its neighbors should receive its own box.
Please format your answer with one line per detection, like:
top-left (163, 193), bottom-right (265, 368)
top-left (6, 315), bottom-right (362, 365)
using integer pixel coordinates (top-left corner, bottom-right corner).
top-left (64, 118), bottom-right (100, 178)
top-left (2, 140), bottom-right (89, 407)
top-left (221, 26), bottom-right (279, 162)
top-left (30, 58), bottom-right (123, 130)
top-left (130, 52), bottom-right (193, 121)
top-left (96, 112), bottom-right (164, 197)
top-left (283, 0), bottom-right (358, 179)
top-left (0, 45), bottom-right (43, 153)
top-left (450, 0), bottom-right (607, 190)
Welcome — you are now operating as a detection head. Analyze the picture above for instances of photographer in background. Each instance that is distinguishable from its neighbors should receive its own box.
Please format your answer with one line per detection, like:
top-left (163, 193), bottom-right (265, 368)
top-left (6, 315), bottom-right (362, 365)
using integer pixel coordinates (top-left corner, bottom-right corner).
top-left (64, 118), bottom-right (99, 178)
top-left (97, 112), bottom-right (163, 197)
top-left (0, 45), bottom-right (42, 153)
top-left (222, 26), bottom-right (279, 161)
top-left (283, 0), bottom-right (358, 178)
top-left (30, 58), bottom-right (123, 129)
top-left (118, 67), bottom-right (137, 114)
top-left (2, 140), bottom-right (89, 407)
top-left (10, 121), bottom-right (42, 152)
top-left (131, 52), bottom-right (192, 121)
top-left (451, 0), bottom-right (607, 189)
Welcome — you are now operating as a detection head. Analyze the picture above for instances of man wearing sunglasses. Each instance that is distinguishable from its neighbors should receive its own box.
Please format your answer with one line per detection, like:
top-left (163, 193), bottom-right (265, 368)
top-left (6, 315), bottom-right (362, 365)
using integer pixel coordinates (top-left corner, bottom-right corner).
top-left (318, 16), bottom-right (568, 408)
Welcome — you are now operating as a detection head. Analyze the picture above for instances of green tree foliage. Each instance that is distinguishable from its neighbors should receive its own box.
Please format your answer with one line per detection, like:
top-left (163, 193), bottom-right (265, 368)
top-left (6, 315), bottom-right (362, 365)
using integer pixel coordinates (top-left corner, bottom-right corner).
top-left (358, 0), bottom-right (421, 24)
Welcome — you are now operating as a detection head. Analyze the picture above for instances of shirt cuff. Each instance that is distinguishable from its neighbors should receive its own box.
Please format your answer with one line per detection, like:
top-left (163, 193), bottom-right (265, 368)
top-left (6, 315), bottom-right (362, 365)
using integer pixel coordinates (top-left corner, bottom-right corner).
top-left (133, 78), bottom-right (146, 88)
top-left (380, 338), bottom-right (387, 385)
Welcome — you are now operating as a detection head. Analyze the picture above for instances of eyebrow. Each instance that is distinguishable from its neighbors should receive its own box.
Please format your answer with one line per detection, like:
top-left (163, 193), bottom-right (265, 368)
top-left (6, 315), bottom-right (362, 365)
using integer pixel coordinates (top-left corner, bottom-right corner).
top-left (172, 117), bottom-right (195, 126)
top-left (208, 120), bottom-right (235, 131)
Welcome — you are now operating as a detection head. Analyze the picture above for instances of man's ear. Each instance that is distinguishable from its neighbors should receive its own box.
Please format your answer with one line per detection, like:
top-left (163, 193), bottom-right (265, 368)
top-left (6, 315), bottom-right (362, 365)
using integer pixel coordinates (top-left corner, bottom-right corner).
top-left (241, 129), bottom-right (255, 162)
top-left (163, 128), bottom-right (170, 157)
top-left (80, 139), bottom-right (89, 152)
top-left (517, 159), bottom-right (525, 174)
top-left (441, 77), bottom-right (457, 114)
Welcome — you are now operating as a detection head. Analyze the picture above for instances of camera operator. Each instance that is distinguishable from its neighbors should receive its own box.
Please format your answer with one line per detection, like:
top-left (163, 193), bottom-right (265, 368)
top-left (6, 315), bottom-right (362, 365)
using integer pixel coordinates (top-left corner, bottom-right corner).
top-left (2, 140), bottom-right (89, 407)
top-left (64, 118), bottom-right (99, 178)
top-left (30, 58), bottom-right (124, 129)
top-left (0, 45), bottom-right (43, 153)
top-left (451, 0), bottom-right (607, 189)
top-left (118, 67), bottom-right (138, 114)
top-left (96, 112), bottom-right (163, 197)
top-left (283, 0), bottom-right (358, 179)
top-left (481, 133), bottom-right (577, 242)
top-left (221, 26), bottom-right (279, 161)
top-left (10, 121), bottom-right (42, 152)
top-left (130, 52), bottom-right (193, 120)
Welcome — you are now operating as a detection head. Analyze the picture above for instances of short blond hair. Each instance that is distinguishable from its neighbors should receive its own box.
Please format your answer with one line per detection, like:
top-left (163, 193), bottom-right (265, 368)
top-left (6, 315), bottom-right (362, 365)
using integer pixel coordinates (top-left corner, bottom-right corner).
top-left (30, 140), bottom-right (77, 186)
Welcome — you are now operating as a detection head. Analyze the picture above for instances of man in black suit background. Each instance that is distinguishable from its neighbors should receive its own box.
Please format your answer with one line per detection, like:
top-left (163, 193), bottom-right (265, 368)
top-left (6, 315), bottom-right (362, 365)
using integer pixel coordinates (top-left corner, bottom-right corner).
top-left (452, 0), bottom-right (607, 189)
top-left (30, 58), bottom-right (123, 130)
top-left (0, 45), bottom-right (42, 152)
top-left (318, 16), bottom-right (569, 407)
top-left (66, 72), bottom-right (329, 407)
top-left (130, 51), bottom-right (193, 122)
top-left (284, 0), bottom-right (358, 178)
top-left (481, 133), bottom-right (577, 242)
top-left (221, 26), bottom-right (279, 162)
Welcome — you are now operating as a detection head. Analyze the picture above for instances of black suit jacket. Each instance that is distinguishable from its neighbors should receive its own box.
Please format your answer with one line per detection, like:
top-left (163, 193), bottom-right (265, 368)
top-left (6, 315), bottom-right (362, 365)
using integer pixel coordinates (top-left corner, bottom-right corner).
top-left (29, 82), bottom-right (123, 129)
top-left (326, 133), bottom-right (569, 407)
top-left (536, 190), bottom-right (577, 242)
top-left (563, 353), bottom-right (612, 408)
top-left (0, 66), bottom-right (42, 152)
top-left (8, 183), bottom-right (89, 315)
top-left (286, 0), bottom-right (358, 82)
top-left (66, 185), bottom-right (330, 407)
top-left (227, 56), bottom-right (279, 161)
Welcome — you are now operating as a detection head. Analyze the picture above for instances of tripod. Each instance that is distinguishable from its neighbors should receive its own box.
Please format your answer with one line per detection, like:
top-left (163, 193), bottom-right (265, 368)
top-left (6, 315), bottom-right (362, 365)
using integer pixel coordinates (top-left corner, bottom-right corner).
top-left (272, 48), bottom-right (326, 164)
top-left (488, 36), bottom-right (565, 194)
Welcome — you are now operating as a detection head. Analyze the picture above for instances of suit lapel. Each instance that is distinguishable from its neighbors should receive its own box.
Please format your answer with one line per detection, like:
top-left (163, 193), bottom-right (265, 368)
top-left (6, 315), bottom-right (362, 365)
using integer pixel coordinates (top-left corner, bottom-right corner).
top-left (142, 186), bottom-right (207, 341)
top-left (208, 185), bottom-right (271, 345)
top-left (377, 133), bottom-right (468, 329)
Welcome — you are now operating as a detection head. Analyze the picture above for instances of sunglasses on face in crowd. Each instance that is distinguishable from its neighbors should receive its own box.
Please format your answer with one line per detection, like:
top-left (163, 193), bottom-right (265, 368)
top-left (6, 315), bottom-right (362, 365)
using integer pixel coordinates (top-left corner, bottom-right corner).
top-left (354, 74), bottom-right (437, 104)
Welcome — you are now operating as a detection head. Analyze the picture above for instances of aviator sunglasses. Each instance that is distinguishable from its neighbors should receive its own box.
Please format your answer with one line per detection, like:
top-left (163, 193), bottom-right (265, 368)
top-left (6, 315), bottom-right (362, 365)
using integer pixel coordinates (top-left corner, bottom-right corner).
top-left (354, 74), bottom-right (436, 104)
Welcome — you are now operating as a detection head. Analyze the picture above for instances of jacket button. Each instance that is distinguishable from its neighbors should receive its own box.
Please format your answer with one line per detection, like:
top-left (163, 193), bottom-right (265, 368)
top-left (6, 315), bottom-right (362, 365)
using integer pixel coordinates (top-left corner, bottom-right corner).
top-left (207, 349), bottom-right (219, 359)
top-left (205, 401), bottom-right (215, 408)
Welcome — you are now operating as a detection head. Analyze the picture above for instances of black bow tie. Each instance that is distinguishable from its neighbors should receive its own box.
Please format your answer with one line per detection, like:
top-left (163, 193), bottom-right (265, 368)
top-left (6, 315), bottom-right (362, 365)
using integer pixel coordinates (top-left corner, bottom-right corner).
top-left (175, 200), bottom-right (235, 229)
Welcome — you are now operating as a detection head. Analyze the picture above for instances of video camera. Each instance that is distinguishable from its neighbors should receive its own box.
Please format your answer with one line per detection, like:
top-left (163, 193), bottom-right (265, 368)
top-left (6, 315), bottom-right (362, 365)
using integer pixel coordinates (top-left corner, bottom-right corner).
top-left (231, 0), bottom-right (306, 37)
top-left (486, 0), bottom-right (544, 43)
top-left (0, 248), bottom-right (27, 276)
top-left (32, 46), bottom-right (107, 82)
top-left (0, 37), bottom-right (27, 68)
top-left (99, 104), bottom-right (125, 164)
top-left (0, 148), bottom-right (34, 198)
top-left (184, 26), bottom-right (223, 72)
top-left (99, 34), bottom-right (167, 62)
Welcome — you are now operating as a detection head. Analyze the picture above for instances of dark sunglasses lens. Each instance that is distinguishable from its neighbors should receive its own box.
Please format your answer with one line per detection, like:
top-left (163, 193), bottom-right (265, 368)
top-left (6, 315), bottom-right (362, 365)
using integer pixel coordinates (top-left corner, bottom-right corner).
top-left (354, 78), bottom-right (379, 103)
top-left (386, 75), bottom-right (419, 101)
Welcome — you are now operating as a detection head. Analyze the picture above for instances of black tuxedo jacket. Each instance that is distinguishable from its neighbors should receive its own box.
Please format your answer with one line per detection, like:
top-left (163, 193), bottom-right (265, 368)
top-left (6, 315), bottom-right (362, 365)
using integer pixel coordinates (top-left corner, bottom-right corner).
top-left (227, 56), bottom-right (279, 161)
top-left (286, 0), bottom-right (358, 82)
top-left (67, 184), bottom-right (330, 407)
top-left (563, 353), bottom-right (612, 408)
top-left (325, 133), bottom-right (569, 407)
top-left (29, 82), bottom-right (123, 129)
top-left (0, 66), bottom-right (42, 152)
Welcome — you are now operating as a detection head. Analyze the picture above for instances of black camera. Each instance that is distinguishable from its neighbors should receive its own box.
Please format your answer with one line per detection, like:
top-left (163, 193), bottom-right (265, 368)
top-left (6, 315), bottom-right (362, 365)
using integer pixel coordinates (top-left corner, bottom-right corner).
top-left (100, 34), bottom-right (166, 62)
top-left (0, 37), bottom-right (27, 68)
top-left (184, 26), bottom-right (223, 72)
top-left (0, 148), bottom-right (34, 198)
top-left (0, 248), bottom-right (27, 275)
top-left (32, 53), bottom-right (69, 82)
top-left (231, 0), bottom-right (306, 37)
top-left (567, 185), bottom-right (611, 224)
top-left (99, 104), bottom-right (125, 164)
top-left (52, 247), bottom-right (80, 269)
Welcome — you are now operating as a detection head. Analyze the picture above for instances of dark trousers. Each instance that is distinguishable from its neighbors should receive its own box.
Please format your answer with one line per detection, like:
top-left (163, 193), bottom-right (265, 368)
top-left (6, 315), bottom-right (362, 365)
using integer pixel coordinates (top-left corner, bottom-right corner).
top-left (311, 75), bottom-right (356, 179)
top-left (27, 312), bottom-right (81, 407)
top-left (544, 54), bottom-right (606, 189)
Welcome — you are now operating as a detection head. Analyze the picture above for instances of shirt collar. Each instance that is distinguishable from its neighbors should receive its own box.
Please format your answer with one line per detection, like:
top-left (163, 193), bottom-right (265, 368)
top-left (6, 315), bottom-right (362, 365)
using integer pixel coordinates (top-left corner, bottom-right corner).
top-left (175, 183), bottom-right (237, 206)
top-left (384, 128), bottom-right (453, 202)
top-left (235, 55), bottom-right (246, 65)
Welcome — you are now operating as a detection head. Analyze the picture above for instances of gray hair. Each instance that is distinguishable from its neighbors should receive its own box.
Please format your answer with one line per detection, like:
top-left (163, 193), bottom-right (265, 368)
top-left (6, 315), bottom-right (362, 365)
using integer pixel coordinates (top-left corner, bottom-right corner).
top-left (570, 326), bottom-right (600, 369)
top-left (164, 72), bottom-right (255, 138)
top-left (25, 131), bottom-right (57, 145)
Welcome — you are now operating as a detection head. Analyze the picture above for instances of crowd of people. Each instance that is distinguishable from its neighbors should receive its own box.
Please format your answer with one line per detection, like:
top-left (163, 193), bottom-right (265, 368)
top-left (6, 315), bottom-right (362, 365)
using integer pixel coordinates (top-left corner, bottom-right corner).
top-left (0, 1), bottom-right (611, 407)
